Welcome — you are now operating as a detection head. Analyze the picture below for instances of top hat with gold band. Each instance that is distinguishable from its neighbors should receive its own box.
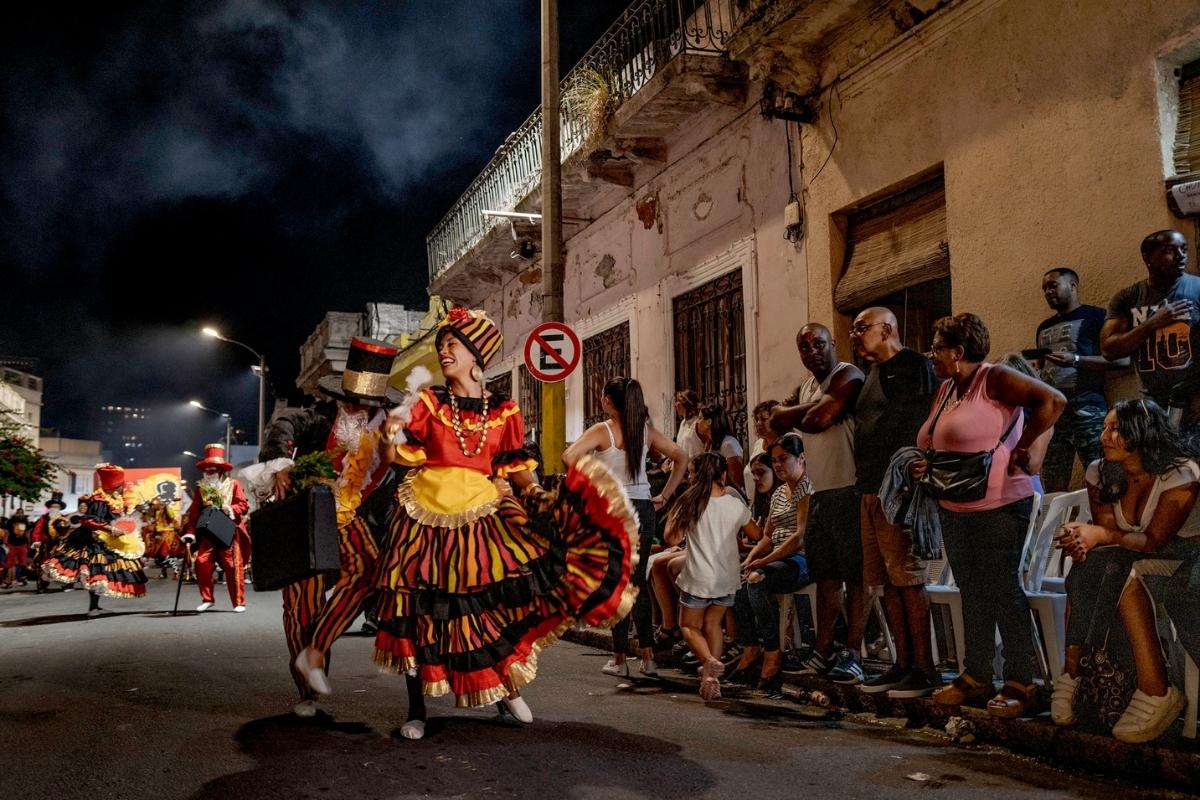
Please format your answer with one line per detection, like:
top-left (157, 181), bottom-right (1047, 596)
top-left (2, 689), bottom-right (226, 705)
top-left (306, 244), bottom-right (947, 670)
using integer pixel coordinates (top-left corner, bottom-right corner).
top-left (94, 463), bottom-right (126, 492)
top-left (435, 307), bottom-right (503, 369)
top-left (196, 443), bottom-right (234, 472)
top-left (46, 491), bottom-right (66, 509)
top-left (317, 337), bottom-right (403, 407)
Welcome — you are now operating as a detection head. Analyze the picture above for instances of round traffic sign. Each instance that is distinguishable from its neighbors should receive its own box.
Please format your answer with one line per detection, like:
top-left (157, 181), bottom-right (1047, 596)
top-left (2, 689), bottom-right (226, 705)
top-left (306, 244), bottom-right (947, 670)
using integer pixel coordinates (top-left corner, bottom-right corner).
top-left (523, 322), bottom-right (581, 384)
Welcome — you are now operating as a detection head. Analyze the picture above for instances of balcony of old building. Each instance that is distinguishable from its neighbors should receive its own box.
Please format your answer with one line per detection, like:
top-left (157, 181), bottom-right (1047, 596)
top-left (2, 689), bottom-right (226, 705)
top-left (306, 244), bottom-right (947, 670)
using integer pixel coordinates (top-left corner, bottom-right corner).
top-left (424, 0), bottom-right (751, 306)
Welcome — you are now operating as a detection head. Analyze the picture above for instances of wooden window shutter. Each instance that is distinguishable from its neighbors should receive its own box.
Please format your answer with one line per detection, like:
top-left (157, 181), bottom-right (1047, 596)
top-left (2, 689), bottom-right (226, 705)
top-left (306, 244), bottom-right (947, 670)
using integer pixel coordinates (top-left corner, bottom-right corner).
top-left (1174, 60), bottom-right (1200, 179)
top-left (834, 182), bottom-right (949, 313)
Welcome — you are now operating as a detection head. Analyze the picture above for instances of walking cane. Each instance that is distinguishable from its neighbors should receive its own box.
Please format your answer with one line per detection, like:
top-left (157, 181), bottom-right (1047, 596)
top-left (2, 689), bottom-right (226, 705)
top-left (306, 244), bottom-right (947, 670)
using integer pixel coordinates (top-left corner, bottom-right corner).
top-left (172, 543), bottom-right (192, 617)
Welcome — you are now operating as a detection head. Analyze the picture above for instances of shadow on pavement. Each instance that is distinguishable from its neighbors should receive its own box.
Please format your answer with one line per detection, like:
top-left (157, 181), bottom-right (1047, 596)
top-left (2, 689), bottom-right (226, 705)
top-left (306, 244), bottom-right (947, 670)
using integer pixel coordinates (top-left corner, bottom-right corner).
top-left (0, 610), bottom-right (147, 626)
top-left (190, 712), bottom-right (717, 799)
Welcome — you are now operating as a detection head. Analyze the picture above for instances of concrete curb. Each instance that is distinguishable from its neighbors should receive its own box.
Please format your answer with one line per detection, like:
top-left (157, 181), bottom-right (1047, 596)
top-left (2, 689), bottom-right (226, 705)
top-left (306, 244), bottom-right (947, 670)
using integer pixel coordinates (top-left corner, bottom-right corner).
top-left (562, 625), bottom-right (1200, 792)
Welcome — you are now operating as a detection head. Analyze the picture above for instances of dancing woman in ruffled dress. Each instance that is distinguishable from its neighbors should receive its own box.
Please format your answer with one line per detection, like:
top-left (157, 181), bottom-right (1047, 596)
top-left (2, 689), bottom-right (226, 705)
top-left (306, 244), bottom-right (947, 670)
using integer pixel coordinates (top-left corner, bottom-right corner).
top-left (373, 308), bottom-right (638, 739)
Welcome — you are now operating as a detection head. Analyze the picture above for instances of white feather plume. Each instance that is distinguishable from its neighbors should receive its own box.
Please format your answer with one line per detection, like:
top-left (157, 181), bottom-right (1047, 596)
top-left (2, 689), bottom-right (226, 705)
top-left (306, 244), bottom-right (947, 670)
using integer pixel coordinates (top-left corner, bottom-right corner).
top-left (390, 366), bottom-right (434, 444)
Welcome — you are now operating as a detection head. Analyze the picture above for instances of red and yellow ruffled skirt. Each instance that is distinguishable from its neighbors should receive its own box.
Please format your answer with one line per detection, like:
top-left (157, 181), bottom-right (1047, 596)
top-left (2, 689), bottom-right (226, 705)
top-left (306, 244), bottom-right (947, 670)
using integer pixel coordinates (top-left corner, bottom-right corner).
top-left (372, 455), bottom-right (638, 707)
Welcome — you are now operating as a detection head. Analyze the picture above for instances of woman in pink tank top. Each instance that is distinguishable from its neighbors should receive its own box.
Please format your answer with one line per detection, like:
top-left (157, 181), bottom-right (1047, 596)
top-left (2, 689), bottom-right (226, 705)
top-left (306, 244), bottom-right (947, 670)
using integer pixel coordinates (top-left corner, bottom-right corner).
top-left (912, 313), bottom-right (1065, 718)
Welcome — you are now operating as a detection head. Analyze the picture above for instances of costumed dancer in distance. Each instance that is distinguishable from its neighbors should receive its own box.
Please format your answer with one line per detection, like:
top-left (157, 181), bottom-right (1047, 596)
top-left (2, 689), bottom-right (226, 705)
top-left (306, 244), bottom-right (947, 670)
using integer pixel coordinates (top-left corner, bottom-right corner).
top-left (373, 307), bottom-right (639, 740)
top-left (181, 444), bottom-right (250, 613)
top-left (41, 463), bottom-right (148, 617)
top-left (30, 491), bottom-right (67, 593)
top-left (289, 337), bottom-right (413, 712)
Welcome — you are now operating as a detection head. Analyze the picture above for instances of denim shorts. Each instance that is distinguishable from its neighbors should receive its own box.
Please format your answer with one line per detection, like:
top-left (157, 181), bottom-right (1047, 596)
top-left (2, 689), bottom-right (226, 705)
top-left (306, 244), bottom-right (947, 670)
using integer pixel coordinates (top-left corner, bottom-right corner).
top-left (679, 589), bottom-right (737, 608)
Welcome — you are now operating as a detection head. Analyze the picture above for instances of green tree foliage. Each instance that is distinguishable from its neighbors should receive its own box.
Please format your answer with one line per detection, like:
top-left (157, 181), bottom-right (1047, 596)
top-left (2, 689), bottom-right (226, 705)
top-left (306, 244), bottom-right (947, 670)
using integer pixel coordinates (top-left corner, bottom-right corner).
top-left (0, 413), bottom-right (58, 504)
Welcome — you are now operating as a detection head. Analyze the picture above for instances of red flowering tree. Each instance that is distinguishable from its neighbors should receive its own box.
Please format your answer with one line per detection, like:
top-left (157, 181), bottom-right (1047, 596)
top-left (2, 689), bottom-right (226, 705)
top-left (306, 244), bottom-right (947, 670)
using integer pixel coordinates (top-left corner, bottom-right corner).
top-left (0, 414), bottom-right (57, 505)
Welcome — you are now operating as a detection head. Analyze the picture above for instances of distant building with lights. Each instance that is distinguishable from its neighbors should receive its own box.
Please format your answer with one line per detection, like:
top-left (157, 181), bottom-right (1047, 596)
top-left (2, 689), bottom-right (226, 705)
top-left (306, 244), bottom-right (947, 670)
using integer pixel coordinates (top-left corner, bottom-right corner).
top-left (100, 404), bottom-right (150, 465)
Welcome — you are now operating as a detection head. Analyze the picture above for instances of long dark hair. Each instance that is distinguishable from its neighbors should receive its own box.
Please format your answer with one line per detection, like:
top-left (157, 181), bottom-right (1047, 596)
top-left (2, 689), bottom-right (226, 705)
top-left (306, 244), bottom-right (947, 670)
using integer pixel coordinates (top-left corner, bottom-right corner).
top-left (749, 451), bottom-right (780, 523)
top-left (667, 452), bottom-right (727, 540)
top-left (604, 377), bottom-right (648, 480)
top-left (700, 404), bottom-right (735, 451)
top-left (1098, 399), bottom-right (1200, 502)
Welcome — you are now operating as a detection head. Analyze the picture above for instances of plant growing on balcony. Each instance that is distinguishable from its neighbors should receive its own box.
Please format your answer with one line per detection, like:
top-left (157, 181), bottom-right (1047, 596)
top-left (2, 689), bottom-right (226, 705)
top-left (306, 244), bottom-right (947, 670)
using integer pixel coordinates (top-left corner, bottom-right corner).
top-left (564, 67), bottom-right (623, 145)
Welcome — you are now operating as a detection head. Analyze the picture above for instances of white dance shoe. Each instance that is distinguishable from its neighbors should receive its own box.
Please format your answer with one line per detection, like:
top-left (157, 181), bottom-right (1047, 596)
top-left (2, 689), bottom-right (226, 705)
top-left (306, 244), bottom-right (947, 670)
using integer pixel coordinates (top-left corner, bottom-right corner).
top-left (294, 647), bottom-right (333, 696)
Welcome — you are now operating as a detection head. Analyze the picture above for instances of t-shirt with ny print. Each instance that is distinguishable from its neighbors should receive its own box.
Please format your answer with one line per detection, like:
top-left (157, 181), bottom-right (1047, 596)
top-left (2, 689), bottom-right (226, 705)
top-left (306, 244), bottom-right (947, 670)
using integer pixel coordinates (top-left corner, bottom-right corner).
top-left (1106, 274), bottom-right (1200, 409)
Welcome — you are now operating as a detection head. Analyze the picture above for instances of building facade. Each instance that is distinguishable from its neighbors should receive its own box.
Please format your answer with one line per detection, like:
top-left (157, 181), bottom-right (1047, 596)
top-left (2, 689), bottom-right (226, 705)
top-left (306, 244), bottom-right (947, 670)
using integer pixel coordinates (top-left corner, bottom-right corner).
top-left (1, 361), bottom-right (42, 449)
top-left (423, 0), bottom-right (1200, 451)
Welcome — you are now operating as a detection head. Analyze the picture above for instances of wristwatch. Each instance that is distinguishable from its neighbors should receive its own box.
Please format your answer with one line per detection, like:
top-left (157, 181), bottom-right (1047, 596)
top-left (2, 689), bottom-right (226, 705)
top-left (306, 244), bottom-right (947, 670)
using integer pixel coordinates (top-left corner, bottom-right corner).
top-left (1072, 354), bottom-right (1080, 368)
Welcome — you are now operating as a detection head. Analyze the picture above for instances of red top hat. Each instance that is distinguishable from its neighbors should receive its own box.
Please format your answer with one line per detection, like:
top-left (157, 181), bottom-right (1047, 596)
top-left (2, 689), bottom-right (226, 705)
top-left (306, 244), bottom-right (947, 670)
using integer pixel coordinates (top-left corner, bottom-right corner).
top-left (94, 463), bottom-right (125, 492)
top-left (195, 443), bottom-right (234, 472)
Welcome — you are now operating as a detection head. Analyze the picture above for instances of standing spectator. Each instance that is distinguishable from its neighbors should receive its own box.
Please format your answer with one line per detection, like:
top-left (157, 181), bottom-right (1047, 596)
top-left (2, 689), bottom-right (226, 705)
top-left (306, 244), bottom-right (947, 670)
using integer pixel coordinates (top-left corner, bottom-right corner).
top-left (564, 377), bottom-right (687, 679)
top-left (771, 323), bottom-right (868, 685)
top-left (849, 307), bottom-right (941, 697)
top-left (182, 444), bottom-right (250, 614)
top-left (744, 400), bottom-right (780, 498)
top-left (673, 390), bottom-right (706, 461)
top-left (1036, 268), bottom-right (1127, 492)
top-left (739, 433), bottom-right (813, 693)
top-left (1056, 399), bottom-right (1200, 742)
top-left (1101, 230), bottom-right (1200, 439)
top-left (697, 405), bottom-right (745, 494)
top-left (669, 452), bottom-right (759, 700)
top-left (915, 313), bottom-right (1065, 716)
top-left (2, 512), bottom-right (31, 588)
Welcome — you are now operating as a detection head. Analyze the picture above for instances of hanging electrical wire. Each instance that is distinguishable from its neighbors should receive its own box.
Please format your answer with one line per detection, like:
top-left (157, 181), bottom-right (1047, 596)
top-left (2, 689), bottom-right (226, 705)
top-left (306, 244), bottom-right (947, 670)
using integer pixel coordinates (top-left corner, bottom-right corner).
top-left (808, 82), bottom-right (842, 186)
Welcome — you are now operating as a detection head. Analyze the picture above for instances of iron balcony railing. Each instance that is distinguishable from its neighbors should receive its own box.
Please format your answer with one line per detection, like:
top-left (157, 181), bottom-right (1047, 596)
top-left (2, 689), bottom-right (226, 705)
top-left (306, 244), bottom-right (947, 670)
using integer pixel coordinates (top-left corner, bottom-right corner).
top-left (426, 0), bottom-right (742, 284)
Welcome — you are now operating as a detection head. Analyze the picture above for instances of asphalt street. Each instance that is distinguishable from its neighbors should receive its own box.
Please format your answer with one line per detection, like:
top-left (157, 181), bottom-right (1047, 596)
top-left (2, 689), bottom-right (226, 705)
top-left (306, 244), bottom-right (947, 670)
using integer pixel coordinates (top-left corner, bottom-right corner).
top-left (0, 579), bottom-right (1193, 800)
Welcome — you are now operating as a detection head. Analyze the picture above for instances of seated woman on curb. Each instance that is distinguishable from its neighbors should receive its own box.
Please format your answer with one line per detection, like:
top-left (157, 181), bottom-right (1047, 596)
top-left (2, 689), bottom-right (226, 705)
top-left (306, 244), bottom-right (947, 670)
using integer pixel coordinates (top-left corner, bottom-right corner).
top-left (729, 433), bottom-right (812, 694)
top-left (1056, 399), bottom-right (1200, 743)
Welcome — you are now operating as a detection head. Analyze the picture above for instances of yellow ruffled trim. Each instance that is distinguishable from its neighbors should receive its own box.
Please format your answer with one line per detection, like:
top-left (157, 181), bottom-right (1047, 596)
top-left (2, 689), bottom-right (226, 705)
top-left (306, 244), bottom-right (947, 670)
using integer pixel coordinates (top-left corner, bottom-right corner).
top-left (421, 390), bottom-right (520, 433)
top-left (493, 458), bottom-right (539, 479)
top-left (95, 531), bottom-right (146, 559)
top-left (336, 429), bottom-right (381, 527)
top-left (396, 471), bottom-right (499, 528)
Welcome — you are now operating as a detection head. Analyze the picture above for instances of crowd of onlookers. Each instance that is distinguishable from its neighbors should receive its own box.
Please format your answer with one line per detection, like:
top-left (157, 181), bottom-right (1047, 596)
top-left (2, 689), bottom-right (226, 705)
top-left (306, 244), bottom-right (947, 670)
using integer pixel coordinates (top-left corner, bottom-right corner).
top-left (583, 228), bottom-right (1200, 746)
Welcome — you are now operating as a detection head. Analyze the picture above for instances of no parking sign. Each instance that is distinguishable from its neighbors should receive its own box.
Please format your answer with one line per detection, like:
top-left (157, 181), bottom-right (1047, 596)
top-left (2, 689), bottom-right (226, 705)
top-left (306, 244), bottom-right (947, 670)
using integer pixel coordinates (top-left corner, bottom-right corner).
top-left (523, 322), bottom-right (581, 384)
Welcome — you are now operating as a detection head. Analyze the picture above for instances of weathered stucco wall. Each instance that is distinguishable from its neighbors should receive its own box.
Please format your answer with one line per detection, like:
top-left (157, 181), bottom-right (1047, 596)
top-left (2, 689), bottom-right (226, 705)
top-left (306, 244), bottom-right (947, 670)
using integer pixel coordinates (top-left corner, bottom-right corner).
top-left (797, 0), bottom-right (1200, 371)
top-left (487, 97), bottom-right (803, 437)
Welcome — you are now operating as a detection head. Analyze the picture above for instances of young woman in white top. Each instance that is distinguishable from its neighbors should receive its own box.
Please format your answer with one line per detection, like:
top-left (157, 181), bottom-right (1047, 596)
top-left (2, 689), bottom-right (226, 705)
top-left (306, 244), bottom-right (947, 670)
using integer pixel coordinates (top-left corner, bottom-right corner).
top-left (667, 451), bottom-right (759, 700)
top-left (564, 377), bottom-right (687, 678)
top-left (1057, 399), bottom-right (1200, 743)
top-left (697, 404), bottom-right (745, 494)
top-left (673, 390), bottom-right (705, 462)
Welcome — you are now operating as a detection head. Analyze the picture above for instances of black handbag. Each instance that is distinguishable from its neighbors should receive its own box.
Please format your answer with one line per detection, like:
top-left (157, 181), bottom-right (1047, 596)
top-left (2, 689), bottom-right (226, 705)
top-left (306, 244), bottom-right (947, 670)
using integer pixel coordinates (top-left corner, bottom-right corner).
top-left (920, 377), bottom-right (1020, 502)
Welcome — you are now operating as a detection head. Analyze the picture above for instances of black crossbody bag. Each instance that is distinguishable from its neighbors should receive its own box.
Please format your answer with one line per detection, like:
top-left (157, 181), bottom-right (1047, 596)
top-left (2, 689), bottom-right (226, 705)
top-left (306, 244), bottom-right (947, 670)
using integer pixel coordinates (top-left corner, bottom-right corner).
top-left (920, 376), bottom-right (1020, 502)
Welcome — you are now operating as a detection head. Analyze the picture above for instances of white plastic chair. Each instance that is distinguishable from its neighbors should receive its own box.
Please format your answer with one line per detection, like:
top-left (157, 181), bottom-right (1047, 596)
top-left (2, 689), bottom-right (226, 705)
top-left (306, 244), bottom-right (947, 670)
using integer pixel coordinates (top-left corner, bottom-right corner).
top-left (1023, 490), bottom-right (1087, 682)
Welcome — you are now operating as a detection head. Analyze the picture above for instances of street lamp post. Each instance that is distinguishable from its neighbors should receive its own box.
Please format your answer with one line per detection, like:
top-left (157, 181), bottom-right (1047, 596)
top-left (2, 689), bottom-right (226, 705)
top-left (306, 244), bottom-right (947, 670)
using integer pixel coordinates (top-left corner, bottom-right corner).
top-left (202, 327), bottom-right (267, 452)
top-left (189, 400), bottom-right (232, 454)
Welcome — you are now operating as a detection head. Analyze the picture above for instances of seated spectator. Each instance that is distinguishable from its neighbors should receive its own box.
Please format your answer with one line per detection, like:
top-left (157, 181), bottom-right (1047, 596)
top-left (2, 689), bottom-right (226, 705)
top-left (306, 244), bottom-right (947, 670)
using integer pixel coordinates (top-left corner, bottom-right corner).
top-left (744, 400), bottom-right (780, 497)
top-left (728, 452), bottom-right (783, 685)
top-left (736, 433), bottom-right (813, 694)
top-left (697, 404), bottom-right (745, 494)
top-left (1056, 399), bottom-right (1200, 743)
top-left (669, 452), bottom-right (759, 700)
top-left (915, 313), bottom-right (1065, 716)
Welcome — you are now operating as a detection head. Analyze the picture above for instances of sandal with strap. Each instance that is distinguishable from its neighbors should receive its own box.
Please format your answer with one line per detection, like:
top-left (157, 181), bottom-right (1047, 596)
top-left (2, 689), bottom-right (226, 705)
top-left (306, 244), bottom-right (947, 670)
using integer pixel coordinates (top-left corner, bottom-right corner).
top-left (987, 680), bottom-right (1041, 719)
top-left (932, 673), bottom-right (992, 707)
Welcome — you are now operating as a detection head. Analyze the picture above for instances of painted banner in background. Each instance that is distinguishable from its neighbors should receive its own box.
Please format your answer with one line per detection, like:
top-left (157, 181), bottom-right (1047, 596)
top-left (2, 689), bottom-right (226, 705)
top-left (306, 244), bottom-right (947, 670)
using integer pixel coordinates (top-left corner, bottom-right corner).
top-left (123, 468), bottom-right (184, 517)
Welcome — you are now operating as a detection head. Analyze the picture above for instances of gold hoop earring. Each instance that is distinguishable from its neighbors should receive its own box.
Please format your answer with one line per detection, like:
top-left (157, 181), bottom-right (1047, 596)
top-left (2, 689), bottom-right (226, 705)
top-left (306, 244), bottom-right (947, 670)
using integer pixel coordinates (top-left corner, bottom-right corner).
top-left (470, 365), bottom-right (484, 383)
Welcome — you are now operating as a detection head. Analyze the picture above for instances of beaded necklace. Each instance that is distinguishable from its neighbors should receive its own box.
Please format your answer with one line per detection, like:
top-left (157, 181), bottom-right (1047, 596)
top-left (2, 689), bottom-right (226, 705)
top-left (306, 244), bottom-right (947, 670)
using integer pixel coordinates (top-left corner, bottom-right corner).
top-left (447, 389), bottom-right (490, 457)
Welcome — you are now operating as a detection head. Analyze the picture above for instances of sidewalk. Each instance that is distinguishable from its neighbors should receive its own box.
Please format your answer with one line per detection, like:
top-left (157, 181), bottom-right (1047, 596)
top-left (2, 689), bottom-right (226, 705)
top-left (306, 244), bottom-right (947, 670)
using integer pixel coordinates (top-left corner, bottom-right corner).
top-left (564, 625), bottom-right (1200, 793)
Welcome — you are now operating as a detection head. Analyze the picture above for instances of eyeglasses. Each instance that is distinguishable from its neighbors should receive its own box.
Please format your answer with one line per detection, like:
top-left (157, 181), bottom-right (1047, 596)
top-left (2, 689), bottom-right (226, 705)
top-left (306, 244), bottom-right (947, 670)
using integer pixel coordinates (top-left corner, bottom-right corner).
top-left (850, 321), bottom-right (885, 335)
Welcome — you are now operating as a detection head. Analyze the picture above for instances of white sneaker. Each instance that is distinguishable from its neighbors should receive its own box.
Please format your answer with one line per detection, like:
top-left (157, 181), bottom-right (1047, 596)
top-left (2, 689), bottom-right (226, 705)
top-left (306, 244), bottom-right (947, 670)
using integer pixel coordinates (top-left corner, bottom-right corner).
top-left (292, 700), bottom-right (318, 718)
top-left (294, 647), bottom-right (333, 696)
top-left (232, 605), bottom-right (247, 613)
top-left (639, 658), bottom-right (660, 678)
top-left (195, 602), bottom-right (214, 612)
top-left (1112, 687), bottom-right (1187, 743)
top-left (502, 696), bottom-right (533, 724)
top-left (1050, 673), bottom-right (1080, 726)
top-left (601, 659), bottom-right (631, 677)
top-left (400, 719), bottom-right (425, 739)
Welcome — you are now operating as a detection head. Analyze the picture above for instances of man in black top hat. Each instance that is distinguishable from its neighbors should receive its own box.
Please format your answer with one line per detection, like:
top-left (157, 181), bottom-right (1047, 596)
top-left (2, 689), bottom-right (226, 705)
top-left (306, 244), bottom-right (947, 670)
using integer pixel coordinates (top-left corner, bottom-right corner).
top-left (31, 492), bottom-right (67, 593)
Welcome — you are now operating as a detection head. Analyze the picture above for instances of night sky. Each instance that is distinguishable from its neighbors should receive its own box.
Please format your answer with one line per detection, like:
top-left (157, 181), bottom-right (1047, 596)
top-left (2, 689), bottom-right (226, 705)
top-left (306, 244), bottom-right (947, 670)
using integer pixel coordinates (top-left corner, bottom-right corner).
top-left (0, 0), bottom-right (628, 468)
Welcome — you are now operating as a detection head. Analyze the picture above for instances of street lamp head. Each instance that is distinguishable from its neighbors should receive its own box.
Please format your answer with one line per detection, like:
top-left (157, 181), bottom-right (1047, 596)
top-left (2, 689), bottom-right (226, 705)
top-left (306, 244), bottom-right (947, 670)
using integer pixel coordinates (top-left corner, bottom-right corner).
top-left (201, 327), bottom-right (222, 339)
top-left (182, 450), bottom-right (198, 458)
top-left (188, 400), bottom-right (203, 409)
